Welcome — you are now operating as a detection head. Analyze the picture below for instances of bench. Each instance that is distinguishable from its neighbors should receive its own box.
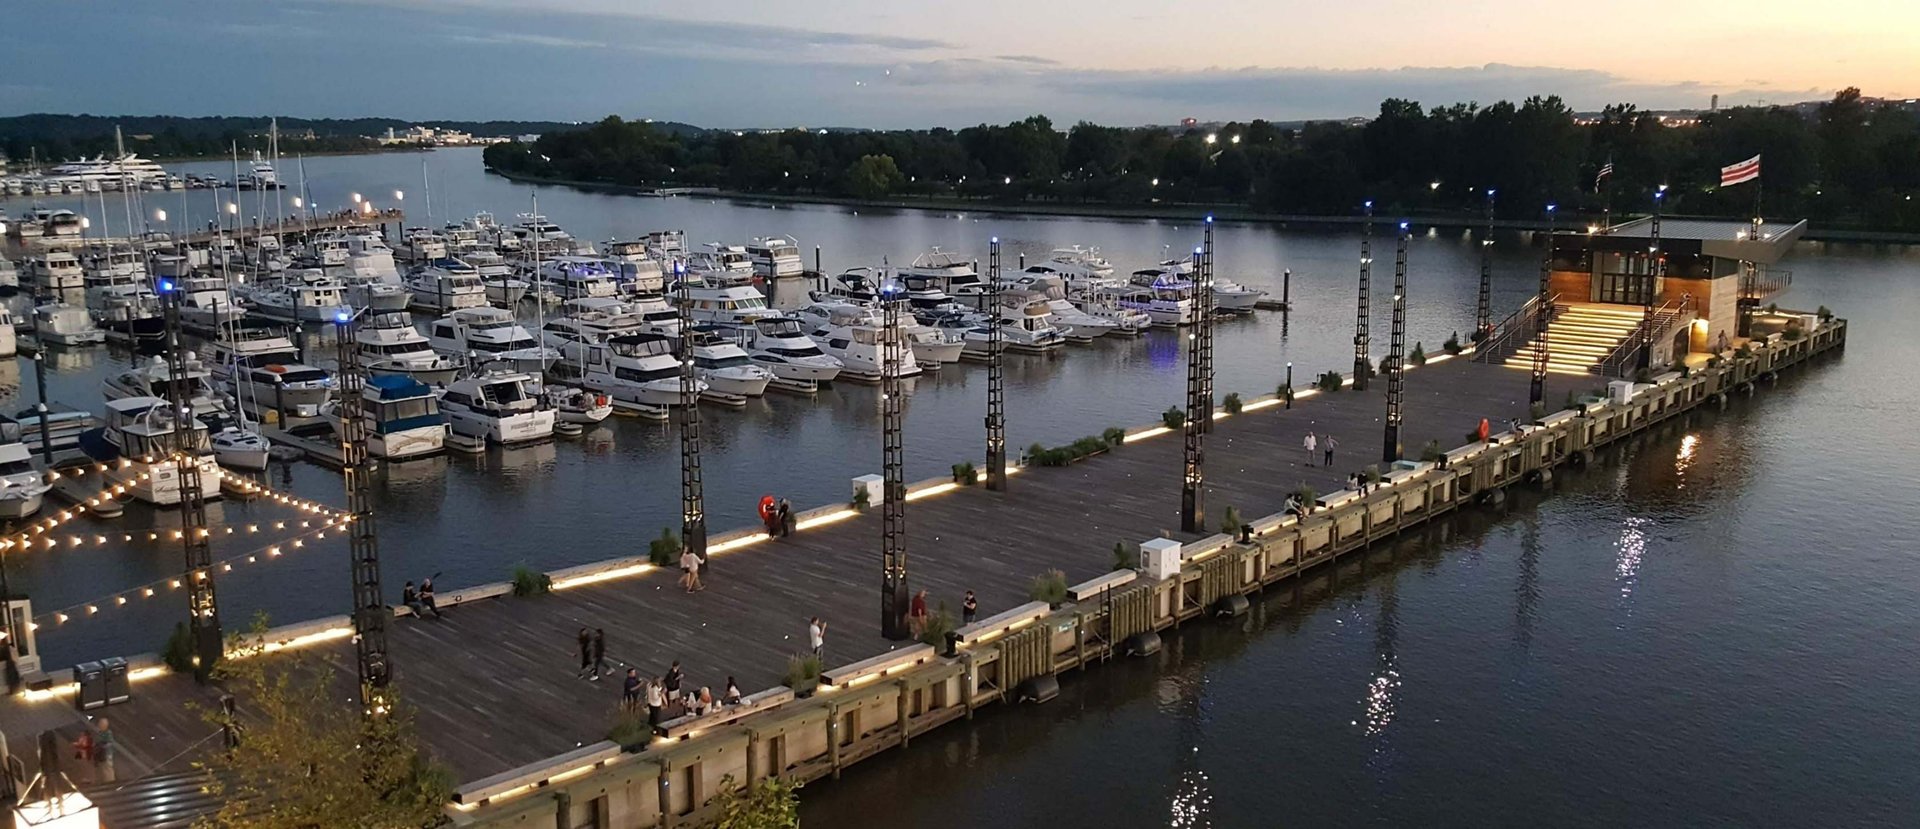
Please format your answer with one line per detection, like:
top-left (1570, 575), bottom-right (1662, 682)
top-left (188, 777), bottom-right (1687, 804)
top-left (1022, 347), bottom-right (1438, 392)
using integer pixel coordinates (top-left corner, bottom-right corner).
top-left (1067, 570), bottom-right (1137, 601)
top-left (820, 644), bottom-right (936, 688)
top-left (953, 602), bottom-right (1049, 645)
top-left (655, 687), bottom-right (795, 739)
top-left (454, 741), bottom-right (623, 805)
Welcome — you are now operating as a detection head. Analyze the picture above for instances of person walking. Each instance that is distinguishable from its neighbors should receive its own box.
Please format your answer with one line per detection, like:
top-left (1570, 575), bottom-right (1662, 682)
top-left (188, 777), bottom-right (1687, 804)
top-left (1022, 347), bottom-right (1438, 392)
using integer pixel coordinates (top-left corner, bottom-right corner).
top-left (591, 628), bottom-right (608, 679)
top-left (680, 548), bottom-right (704, 593)
top-left (576, 628), bottom-right (593, 678)
top-left (1323, 434), bottom-right (1338, 468)
top-left (808, 617), bottom-right (826, 662)
top-left (962, 590), bottom-right (978, 625)
top-left (92, 718), bottom-right (115, 784)
top-left (777, 499), bottom-right (795, 537)
top-left (622, 669), bottom-right (642, 710)
top-left (1303, 432), bottom-right (1317, 466)
top-left (908, 590), bottom-right (929, 639)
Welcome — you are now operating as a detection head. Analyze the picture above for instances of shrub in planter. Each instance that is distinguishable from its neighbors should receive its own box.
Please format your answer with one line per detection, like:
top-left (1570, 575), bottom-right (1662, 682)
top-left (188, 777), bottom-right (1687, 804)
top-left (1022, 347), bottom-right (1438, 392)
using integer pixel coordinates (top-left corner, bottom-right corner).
top-left (1706, 354), bottom-right (1725, 368)
top-left (1816, 305), bottom-right (1832, 321)
top-left (511, 564), bottom-right (552, 597)
top-left (1364, 465), bottom-right (1382, 485)
top-left (1528, 401), bottom-right (1546, 421)
top-left (1028, 569), bottom-right (1069, 607)
top-left (851, 486), bottom-right (871, 510)
top-left (648, 528), bottom-right (682, 567)
top-left (952, 460), bottom-right (977, 485)
top-left (1633, 366), bottom-right (1653, 384)
top-left (1290, 485), bottom-right (1318, 513)
top-left (1112, 541), bottom-right (1138, 570)
top-left (1411, 342), bottom-right (1426, 366)
top-left (162, 621), bottom-right (196, 673)
top-left (784, 653), bottom-right (823, 695)
top-left (1317, 371), bottom-right (1344, 392)
top-left (918, 603), bottom-right (957, 647)
top-left (608, 708), bottom-right (653, 750)
top-left (1223, 392), bottom-right (1243, 415)
top-left (1162, 407), bottom-right (1186, 429)
top-left (1102, 426), bottom-right (1127, 447)
top-left (1783, 326), bottom-right (1804, 341)
top-left (1220, 505), bottom-right (1243, 536)
top-left (1419, 440), bottom-right (1445, 463)
top-left (1444, 332), bottom-right (1463, 355)
top-left (1466, 429), bottom-right (1484, 444)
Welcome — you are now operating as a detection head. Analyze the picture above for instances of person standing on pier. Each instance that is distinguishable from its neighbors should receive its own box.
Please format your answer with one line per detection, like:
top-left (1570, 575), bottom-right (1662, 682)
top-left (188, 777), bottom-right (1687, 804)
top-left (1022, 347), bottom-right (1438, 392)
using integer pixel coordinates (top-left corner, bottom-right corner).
top-left (1323, 434), bottom-right (1338, 468)
top-left (663, 661), bottom-right (684, 697)
top-left (591, 629), bottom-right (608, 679)
top-left (1303, 432), bottom-right (1318, 466)
top-left (809, 617), bottom-right (827, 661)
top-left (91, 718), bottom-right (115, 784)
top-left (680, 548), bottom-right (704, 592)
top-left (622, 669), bottom-right (642, 709)
top-left (758, 495), bottom-right (778, 536)
top-left (777, 499), bottom-right (795, 537)
top-left (908, 590), bottom-right (929, 639)
top-left (576, 628), bottom-right (593, 677)
top-left (962, 591), bottom-right (979, 625)
top-left (646, 678), bottom-right (665, 724)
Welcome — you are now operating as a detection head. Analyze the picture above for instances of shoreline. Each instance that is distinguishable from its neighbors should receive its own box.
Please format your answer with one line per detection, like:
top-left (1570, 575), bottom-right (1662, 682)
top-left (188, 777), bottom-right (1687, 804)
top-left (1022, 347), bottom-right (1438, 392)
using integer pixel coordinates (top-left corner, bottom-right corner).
top-left (485, 166), bottom-right (1920, 244)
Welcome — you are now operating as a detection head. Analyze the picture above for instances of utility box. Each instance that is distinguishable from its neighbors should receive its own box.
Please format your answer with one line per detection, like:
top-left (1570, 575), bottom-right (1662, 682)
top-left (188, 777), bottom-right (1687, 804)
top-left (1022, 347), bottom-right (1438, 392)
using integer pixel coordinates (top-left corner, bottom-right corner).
top-left (103, 657), bottom-right (131, 705)
top-left (1608, 380), bottom-right (1635, 406)
top-left (851, 474), bottom-right (883, 507)
top-left (72, 661), bottom-right (107, 711)
top-left (1140, 537), bottom-right (1182, 581)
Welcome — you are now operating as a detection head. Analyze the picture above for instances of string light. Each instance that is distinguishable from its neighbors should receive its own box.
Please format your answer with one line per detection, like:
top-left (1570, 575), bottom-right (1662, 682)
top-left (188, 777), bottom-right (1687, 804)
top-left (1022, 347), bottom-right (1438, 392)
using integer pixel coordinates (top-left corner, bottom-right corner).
top-left (34, 519), bottom-right (341, 627)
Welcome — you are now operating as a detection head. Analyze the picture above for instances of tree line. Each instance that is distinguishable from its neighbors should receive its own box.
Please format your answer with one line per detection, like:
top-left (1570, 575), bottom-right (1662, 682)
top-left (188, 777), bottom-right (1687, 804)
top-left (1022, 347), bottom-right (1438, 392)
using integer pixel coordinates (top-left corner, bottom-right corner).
top-left (483, 89), bottom-right (1920, 231)
top-left (0, 114), bottom-right (584, 162)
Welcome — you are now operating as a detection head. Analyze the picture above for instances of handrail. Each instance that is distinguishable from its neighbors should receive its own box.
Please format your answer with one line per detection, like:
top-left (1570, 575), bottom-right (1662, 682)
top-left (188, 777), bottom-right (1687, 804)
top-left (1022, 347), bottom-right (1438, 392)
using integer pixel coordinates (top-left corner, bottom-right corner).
top-left (1472, 293), bottom-right (1559, 364)
top-left (1597, 294), bottom-right (1693, 376)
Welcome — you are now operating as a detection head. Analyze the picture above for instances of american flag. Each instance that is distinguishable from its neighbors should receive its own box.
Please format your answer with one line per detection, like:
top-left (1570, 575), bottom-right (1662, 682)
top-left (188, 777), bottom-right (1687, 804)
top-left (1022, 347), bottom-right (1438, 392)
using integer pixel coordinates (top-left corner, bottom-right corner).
top-left (1594, 161), bottom-right (1614, 188)
top-left (1720, 154), bottom-right (1761, 187)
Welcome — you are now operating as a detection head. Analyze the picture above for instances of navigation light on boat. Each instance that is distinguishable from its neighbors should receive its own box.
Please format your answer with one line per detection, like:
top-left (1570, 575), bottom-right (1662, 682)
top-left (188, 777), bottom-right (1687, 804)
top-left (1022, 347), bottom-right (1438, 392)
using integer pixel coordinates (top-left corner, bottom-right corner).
top-left (158, 279), bottom-right (174, 292)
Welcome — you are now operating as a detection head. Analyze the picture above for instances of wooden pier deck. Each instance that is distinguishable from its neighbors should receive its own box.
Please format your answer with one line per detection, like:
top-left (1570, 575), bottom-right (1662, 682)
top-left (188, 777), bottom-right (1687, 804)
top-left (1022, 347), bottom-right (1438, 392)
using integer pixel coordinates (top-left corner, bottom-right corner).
top-left (1, 355), bottom-right (1595, 787)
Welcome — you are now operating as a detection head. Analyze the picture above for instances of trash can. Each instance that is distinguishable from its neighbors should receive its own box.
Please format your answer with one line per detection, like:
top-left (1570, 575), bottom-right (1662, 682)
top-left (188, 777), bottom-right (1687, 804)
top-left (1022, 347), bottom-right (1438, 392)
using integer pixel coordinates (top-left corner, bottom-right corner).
top-left (103, 657), bottom-right (130, 705)
top-left (72, 661), bottom-right (106, 711)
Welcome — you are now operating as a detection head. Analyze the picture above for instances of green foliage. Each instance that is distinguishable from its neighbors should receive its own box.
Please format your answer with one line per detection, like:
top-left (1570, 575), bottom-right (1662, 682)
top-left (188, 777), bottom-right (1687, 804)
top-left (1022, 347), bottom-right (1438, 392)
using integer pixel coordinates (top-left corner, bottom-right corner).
top-left (1277, 383), bottom-right (1295, 403)
top-left (1112, 541), bottom-right (1139, 571)
top-left (162, 621), bottom-right (195, 673)
top-left (1816, 305), bottom-right (1833, 320)
top-left (1161, 407), bottom-right (1186, 429)
top-left (1468, 429), bottom-right (1485, 444)
top-left (1027, 435), bottom-right (1112, 467)
top-left (952, 460), bottom-right (977, 485)
top-left (478, 91), bottom-right (1920, 234)
top-left (1220, 505), bottom-right (1243, 535)
top-left (1102, 426), bottom-right (1127, 447)
top-left (648, 527), bottom-right (683, 567)
top-left (845, 153), bottom-right (906, 199)
top-left (1783, 325), bottom-right (1805, 341)
top-left (1222, 392), bottom-right (1243, 415)
top-left (1444, 332), bottom-right (1463, 355)
top-left (1529, 401), bottom-right (1547, 421)
top-left (1411, 342), bottom-right (1427, 366)
top-left (1419, 440), bottom-right (1445, 463)
top-left (784, 653), bottom-right (823, 693)
top-left (1291, 485), bottom-right (1318, 511)
top-left (1364, 465), bottom-right (1383, 485)
top-left (511, 564), bottom-right (552, 597)
top-left (917, 603), bottom-right (957, 647)
top-left (1316, 371), bottom-right (1344, 392)
top-left (1634, 366), bottom-right (1654, 384)
top-left (195, 614), bottom-right (452, 829)
top-left (710, 775), bottom-right (801, 829)
top-left (1706, 354), bottom-right (1725, 368)
top-left (608, 707), bottom-right (653, 750)
top-left (1028, 569), bottom-right (1070, 606)
top-left (851, 486), bottom-right (870, 510)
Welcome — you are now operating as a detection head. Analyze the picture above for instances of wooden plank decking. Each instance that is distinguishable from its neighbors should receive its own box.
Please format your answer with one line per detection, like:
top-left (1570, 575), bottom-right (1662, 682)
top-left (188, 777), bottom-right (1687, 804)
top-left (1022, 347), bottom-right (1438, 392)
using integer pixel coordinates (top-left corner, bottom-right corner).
top-left (9, 358), bottom-right (1586, 785)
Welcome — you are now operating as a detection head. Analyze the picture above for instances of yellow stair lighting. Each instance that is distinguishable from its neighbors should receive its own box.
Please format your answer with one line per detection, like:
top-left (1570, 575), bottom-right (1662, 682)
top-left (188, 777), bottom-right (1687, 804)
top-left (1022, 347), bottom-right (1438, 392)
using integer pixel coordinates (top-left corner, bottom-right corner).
top-left (1504, 303), bottom-right (1645, 375)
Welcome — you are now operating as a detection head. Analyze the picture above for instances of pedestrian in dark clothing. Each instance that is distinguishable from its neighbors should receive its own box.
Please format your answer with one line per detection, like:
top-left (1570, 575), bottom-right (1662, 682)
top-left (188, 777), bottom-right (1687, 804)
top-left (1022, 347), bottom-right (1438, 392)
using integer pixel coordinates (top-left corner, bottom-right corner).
top-left (663, 661), bottom-right (684, 695)
top-left (724, 677), bottom-right (742, 705)
top-left (622, 669), bottom-right (642, 709)
top-left (591, 629), bottom-right (608, 679)
top-left (962, 591), bottom-right (978, 625)
top-left (401, 581), bottom-right (425, 616)
top-left (576, 628), bottom-right (592, 677)
top-left (777, 499), bottom-right (795, 537)
top-left (418, 578), bottom-right (442, 618)
top-left (1323, 434), bottom-right (1338, 467)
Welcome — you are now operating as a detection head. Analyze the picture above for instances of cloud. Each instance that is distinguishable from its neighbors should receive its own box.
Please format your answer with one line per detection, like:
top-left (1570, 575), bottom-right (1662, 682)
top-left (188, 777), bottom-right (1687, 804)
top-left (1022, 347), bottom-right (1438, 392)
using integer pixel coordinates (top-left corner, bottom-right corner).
top-left (318, 0), bottom-right (956, 52)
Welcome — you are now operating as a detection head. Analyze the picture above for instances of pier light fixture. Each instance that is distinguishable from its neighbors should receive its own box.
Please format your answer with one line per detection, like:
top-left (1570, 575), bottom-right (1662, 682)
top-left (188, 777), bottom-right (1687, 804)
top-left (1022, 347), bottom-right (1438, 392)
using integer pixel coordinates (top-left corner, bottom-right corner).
top-left (361, 201), bottom-right (374, 215)
top-left (351, 192), bottom-right (362, 204)
top-left (1204, 133), bottom-right (1218, 144)
top-left (225, 203), bottom-right (237, 215)
top-left (291, 197), bottom-right (303, 209)
top-left (158, 279), bottom-right (174, 293)
top-left (154, 209), bottom-right (166, 223)
top-left (1230, 135), bottom-right (1241, 144)
top-left (394, 190), bottom-right (404, 201)
top-left (0, 222), bottom-right (5, 234)
top-left (1587, 225), bottom-right (1598, 234)
top-left (1546, 203), bottom-right (1557, 213)
top-left (1003, 176), bottom-right (1011, 185)
top-left (80, 217), bottom-right (91, 230)
top-left (1430, 181), bottom-right (1441, 191)
top-left (1364, 199), bottom-right (1374, 209)
top-left (1151, 178), bottom-right (1160, 186)
top-left (1398, 221), bottom-right (1410, 231)
top-left (1487, 189), bottom-right (1496, 197)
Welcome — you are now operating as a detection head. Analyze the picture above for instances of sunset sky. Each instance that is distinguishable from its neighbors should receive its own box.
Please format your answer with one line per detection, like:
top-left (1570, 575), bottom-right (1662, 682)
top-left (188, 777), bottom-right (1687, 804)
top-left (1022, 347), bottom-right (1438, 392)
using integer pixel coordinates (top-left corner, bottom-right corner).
top-left (4, 0), bottom-right (1914, 126)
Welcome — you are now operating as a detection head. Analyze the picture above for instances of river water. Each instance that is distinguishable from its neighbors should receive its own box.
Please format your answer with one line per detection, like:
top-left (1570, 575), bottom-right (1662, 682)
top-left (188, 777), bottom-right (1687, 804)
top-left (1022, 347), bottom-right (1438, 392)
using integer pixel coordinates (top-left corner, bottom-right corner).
top-left (7, 149), bottom-right (1919, 825)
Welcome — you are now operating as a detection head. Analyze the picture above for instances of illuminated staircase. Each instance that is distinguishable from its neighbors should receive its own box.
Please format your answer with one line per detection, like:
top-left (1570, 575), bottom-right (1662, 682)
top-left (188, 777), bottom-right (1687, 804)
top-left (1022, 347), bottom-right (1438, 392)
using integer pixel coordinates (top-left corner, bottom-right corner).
top-left (1504, 303), bottom-right (1645, 375)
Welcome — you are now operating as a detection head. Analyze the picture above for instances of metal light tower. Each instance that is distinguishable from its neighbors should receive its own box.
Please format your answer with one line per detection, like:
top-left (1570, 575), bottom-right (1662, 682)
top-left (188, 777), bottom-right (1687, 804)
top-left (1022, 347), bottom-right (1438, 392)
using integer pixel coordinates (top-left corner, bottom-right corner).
top-left (675, 262), bottom-right (707, 558)
top-left (1531, 204), bottom-right (1555, 406)
top-left (1475, 189), bottom-right (1495, 338)
top-left (159, 279), bottom-right (221, 681)
top-left (1354, 200), bottom-right (1375, 389)
top-left (1738, 214), bottom-right (1760, 338)
top-left (879, 280), bottom-right (909, 640)
top-left (1382, 222), bottom-right (1410, 464)
top-left (1642, 187), bottom-right (1666, 369)
top-left (984, 238), bottom-right (1006, 490)
top-left (334, 311), bottom-right (390, 714)
top-left (1180, 219), bottom-right (1216, 533)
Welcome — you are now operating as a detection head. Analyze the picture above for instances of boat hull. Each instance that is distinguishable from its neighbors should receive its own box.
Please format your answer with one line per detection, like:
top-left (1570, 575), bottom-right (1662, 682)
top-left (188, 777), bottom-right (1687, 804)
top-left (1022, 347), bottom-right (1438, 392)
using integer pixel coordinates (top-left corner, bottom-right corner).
top-left (448, 409), bottom-right (555, 445)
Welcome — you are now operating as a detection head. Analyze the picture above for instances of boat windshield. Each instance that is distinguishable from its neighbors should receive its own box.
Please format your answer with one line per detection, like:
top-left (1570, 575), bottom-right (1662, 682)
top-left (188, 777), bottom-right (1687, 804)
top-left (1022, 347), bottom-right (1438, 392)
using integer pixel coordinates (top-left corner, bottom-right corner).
top-left (700, 355), bottom-right (750, 369)
top-left (614, 365), bottom-right (678, 383)
top-left (236, 351), bottom-right (300, 368)
top-left (0, 458), bottom-right (34, 476)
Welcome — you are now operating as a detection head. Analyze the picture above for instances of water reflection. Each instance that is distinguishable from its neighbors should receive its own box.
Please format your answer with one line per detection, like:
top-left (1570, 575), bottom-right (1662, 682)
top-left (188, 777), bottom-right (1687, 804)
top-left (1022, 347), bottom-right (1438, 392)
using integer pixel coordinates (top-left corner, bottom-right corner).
top-left (1615, 516), bottom-right (1649, 604)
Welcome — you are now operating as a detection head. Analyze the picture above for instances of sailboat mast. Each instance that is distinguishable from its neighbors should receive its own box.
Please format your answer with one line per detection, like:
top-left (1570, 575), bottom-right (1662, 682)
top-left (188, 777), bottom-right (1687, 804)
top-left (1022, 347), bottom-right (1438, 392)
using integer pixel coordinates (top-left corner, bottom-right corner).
top-left (422, 159), bottom-right (432, 225)
top-left (272, 118), bottom-right (284, 243)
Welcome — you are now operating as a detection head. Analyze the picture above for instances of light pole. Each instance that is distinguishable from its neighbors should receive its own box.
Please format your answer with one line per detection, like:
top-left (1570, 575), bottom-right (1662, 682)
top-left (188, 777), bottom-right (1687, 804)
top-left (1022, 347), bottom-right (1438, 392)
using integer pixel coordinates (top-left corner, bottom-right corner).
top-left (1354, 200), bottom-right (1375, 389)
top-left (1643, 187), bottom-right (1666, 369)
top-left (1531, 204), bottom-right (1556, 407)
top-left (985, 237), bottom-right (1006, 491)
top-left (879, 277), bottom-right (909, 640)
top-left (1180, 217), bottom-right (1216, 533)
top-left (1382, 222), bottom-right (1410, 464)
top-left (334, 309), bottom-right (391, 716)
top-left (1475, 189), bottom-right (1495, 338)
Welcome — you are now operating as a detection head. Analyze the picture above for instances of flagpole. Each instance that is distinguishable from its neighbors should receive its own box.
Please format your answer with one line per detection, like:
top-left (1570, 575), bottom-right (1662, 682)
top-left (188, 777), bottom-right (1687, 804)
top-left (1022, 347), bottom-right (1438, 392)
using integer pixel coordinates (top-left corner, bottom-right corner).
top-left (1601, 155), bottom-right (1613, 231)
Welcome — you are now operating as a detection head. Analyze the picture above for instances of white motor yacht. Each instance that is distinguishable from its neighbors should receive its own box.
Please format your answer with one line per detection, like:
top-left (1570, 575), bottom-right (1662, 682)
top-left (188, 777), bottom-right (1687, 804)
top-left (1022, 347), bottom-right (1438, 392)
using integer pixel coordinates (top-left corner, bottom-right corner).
top-left (741, 316), bottom-right (843, 387)
top-left (341, 232), bottom-right (401, 280)
top-left (604, 240), bottom-right (668, 296)
top-left (358, 312), bottom-right (464, 385)
top-left (0, 441), bottom-right (49, 519)
top-left (460, 251), bottom-right (528, 305)
top-left (26, 250), bottom-right (85, 290)
top-left (686, 326), bottom-right (773, 398)
top-left (796, 302), bottom-right (922, 382)
top-left (625, 295), bottom-right (683, 337)
top-left (549, 334), bottom-right (704, 409)
top-left (0, 256), bottom-right (18, 291)
top-left (342, 274), bottom-right (412, 313)
top-left (82, 249), bottom-right (146, 284)
top-left (1007, 274), bottom-right (1117, 340)
top-left (104, 355), bottom-right (230, 422)
top-left (323, 374), bottom-right (448, 459)
top-left (540, 298), bottom-right (649, 349)
top-left (681, 281), bottom-right (779, 327)
top-left (241, 271), bottom-right (354, 322)
top-left (543, 385), bottom-right (613, 425)
top-left (204, 328), bottom-right (334, 417)
top-left (745, 235), bottom-right (803, 280)
top-left (1075, 289), bottom-right (1152, 336)
top-left (32, 303), bottom-right (105, 345)
top-left (905, 248), bottom-right (986, 304)
top-left (1119, 267), bottom-right (1196, 326)
top-left (642, 230), bottom-right (687, 262)
top-left (86, 282), bottom-right (165, 339)
top-left (1212, 277), bottom-right (1267, 311)
top-left (1045, 246), bottom-right (1117, 283)
top-left (961, 292), bottom-right (1066, 355)
top-left (172, 274), bottom-right (247, 331)
top-left (685, 243), bottom-right (754, 285)
top-left (438, 371), bottom-right (555, 444)
top-left (401, 228), bottom-right (449, 262)
top-left (93, 396), bottom-right (223, 505)
top-left (426, 307), bottom-right (556, 373)
top-left (405, 259), bottom-right (488, 313)
top-left (534, 256), bottom-right (621, 300)
top-left (305, 235), bottom-right (350, 268)
top-left (0, 308), bottom-right (15, 357)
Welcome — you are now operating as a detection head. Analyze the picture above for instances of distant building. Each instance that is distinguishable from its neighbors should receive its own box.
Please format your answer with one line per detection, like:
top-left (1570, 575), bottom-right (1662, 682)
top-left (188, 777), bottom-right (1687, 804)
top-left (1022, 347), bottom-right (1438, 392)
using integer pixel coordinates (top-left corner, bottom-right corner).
top-left (375, 126), bottom-right (506, 146)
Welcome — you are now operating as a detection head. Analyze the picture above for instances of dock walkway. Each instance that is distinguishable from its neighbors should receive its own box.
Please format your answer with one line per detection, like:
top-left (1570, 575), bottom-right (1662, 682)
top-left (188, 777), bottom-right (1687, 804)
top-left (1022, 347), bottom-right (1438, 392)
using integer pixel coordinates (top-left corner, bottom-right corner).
top-left (11, 355), bottom-right (1588, 785)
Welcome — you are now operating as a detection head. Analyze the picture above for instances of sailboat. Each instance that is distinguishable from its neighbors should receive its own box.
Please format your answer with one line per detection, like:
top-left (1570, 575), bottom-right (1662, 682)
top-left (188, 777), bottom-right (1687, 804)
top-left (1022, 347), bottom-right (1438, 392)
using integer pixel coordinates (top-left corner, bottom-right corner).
top-left (207, 312), bottom-right (271, 470)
